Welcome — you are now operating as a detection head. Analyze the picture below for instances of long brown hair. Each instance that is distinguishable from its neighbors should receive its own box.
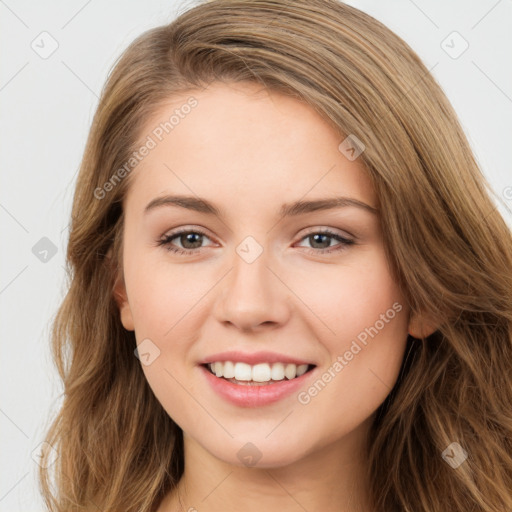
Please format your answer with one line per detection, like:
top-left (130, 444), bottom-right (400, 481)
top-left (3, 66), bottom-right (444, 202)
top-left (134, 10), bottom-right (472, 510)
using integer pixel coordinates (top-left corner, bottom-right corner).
top-left (39, 1), bottom-right (512, 510)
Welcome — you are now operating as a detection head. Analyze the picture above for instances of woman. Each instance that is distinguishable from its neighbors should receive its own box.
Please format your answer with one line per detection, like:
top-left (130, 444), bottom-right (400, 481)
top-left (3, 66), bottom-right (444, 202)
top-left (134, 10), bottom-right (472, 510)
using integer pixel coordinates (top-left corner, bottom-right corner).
top-left (39, 1), bottom-right (512, 511)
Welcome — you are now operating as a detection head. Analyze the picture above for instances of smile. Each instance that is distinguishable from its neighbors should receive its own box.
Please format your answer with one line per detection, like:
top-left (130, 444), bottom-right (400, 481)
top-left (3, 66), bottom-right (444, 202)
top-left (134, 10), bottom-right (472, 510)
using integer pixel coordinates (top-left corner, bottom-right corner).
top-left (205, 361), bottom-right (314, 384)
top-left (200, 362), bottom-right (317, 407)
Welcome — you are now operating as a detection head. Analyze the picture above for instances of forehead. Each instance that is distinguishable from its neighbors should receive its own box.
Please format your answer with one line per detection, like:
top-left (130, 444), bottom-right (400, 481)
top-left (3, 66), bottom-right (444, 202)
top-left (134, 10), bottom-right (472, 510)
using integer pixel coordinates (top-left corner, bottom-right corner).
top-left (124, 81), bottom-right (376, 217)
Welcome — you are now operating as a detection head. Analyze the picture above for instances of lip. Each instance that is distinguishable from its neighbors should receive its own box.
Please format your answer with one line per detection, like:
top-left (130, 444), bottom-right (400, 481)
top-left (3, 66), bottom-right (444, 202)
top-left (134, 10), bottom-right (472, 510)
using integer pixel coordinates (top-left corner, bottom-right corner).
top-left (197, 350), bottom-right (315, 366)
top-left (199, 363), bottom-right (317, 408)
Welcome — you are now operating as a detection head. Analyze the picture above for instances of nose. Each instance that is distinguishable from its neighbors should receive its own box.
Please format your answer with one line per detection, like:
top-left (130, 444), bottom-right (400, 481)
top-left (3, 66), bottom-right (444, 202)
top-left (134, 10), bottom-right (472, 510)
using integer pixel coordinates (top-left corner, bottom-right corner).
top-left (213, 245), bottom-right (291, 332)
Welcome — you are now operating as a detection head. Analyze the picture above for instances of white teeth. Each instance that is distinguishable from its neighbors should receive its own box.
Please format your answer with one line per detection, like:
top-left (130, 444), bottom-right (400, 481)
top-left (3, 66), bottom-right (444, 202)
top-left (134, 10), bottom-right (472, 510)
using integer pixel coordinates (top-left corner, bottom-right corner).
top-left (252, 363), bottom-right (271, 382)
top-left (213, 362), bottom-right (223, 377)
top-left (207, 361), bottom-right (311, 382)
top-left (223, 360), bottom-right (235, 379)
top-left (234, 362), bottom-right (252, 381)
top-left (296, 364), bottom-right (308, 377)
top-left (271, 362), bottom-right (285, 381)
top-left (284, 363), bottom-right (296, 380)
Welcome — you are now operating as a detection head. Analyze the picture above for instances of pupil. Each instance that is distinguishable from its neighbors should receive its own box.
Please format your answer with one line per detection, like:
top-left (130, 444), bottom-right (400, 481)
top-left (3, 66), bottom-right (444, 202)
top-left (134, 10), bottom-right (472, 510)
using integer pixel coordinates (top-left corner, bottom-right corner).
top-left (182, 233), bottom-right (202, 249)
top-left (311, 234), bottom-right (330, 249)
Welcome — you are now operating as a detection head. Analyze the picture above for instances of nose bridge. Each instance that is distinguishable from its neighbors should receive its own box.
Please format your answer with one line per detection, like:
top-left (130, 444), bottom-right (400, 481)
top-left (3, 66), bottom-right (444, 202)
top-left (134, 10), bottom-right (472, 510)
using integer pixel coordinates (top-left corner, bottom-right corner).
top-left (215, 236), bottom-right (290, 329)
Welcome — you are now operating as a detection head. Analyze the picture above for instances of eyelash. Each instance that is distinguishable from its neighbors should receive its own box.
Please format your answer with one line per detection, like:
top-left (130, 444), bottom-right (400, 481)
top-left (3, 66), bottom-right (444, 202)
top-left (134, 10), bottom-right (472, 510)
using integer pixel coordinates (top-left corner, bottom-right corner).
top-left (157, 227), bottom-right (355, 256)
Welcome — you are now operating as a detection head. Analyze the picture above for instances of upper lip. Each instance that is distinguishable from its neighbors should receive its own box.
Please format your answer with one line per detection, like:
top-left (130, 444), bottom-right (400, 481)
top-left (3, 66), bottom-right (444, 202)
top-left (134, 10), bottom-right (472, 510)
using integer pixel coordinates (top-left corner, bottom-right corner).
top-left (198, 350), bottom-right (316, 366)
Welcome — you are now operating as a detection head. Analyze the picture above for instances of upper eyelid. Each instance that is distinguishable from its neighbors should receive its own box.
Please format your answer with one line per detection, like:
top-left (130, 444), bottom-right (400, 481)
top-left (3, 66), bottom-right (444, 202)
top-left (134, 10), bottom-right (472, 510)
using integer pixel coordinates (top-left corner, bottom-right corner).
top-left (162, 226), bottom-right (216, 242)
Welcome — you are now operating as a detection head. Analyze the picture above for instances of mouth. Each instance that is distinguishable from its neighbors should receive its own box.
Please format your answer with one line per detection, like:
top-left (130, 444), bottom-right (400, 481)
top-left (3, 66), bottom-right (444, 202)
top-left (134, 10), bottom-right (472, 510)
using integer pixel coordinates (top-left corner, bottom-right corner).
top-left (201, 362), bottom-right (317, 386)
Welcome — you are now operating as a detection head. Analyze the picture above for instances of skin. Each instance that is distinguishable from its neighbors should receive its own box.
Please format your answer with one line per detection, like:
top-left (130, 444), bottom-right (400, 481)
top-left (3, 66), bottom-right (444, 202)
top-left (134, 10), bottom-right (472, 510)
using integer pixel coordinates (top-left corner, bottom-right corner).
top-left (113, 81), bottom-right (433, 512)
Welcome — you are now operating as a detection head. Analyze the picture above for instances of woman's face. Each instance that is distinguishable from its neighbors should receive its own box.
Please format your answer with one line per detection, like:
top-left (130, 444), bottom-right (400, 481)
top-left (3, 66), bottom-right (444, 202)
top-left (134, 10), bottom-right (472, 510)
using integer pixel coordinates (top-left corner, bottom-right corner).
top-left (114, 81), bottom-right (411, 468)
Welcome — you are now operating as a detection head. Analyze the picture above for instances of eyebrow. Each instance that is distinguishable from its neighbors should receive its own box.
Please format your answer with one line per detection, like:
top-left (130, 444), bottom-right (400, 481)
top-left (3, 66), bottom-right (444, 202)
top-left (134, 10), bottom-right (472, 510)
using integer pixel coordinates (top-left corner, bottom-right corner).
top-left (144, 195), bottom-right (379, 217)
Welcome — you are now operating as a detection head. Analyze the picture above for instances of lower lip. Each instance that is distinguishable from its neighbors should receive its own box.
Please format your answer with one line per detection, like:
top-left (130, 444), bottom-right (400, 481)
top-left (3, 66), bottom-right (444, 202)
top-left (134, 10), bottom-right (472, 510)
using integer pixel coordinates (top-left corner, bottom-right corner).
top-left (199, 365), bottom-right (316, 408)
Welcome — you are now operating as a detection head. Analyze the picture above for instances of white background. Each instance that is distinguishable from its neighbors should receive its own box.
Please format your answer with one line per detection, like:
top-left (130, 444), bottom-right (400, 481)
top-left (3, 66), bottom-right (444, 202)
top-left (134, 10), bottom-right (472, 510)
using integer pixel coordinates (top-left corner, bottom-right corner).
top-left (1, 0), bottom-right (511, 510)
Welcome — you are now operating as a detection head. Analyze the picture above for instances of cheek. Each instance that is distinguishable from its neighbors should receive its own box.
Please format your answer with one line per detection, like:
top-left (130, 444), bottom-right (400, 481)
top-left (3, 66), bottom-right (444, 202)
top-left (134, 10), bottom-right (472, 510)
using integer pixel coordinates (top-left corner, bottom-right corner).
top-left (290, 247), bottom-right (406, 341)
top-left (126, 258), bottom-right (205, 429)
top-left (292, 249), bottom-right (409, 405)
top-left (125, 249), bottom-right (207, 339)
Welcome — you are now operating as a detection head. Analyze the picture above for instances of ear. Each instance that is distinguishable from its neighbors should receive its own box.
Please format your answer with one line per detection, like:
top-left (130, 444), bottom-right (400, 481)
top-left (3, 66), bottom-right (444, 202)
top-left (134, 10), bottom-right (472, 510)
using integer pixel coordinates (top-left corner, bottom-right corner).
top-left (408, 311), bottom-right (439, 339)
top-left (107, 247), bottom-right (135, 332)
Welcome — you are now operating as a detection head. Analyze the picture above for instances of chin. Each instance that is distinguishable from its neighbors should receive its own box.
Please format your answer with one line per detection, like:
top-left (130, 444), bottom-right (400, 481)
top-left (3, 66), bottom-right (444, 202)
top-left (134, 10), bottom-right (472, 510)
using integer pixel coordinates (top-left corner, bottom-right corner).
top-left (201, 437), bottom-right (310, 470)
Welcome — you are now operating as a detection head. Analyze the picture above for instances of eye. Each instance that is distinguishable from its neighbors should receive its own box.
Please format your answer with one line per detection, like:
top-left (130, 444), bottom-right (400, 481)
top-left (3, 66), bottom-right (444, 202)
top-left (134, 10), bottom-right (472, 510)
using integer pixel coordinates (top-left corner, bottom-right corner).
top-left (295, 229), bottom-right (355, 254)
top-left (157, 228), bottom-right (214, 255)
top-left (157, 227), bottom-right (354, 256)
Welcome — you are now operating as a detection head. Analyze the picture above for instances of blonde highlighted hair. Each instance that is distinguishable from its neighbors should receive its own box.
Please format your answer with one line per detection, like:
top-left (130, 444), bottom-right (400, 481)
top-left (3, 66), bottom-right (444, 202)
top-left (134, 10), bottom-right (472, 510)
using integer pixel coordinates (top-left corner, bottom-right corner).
top-left (39, 1), bottom-right (512, 511)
